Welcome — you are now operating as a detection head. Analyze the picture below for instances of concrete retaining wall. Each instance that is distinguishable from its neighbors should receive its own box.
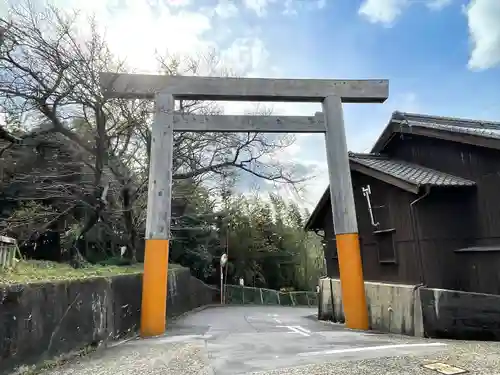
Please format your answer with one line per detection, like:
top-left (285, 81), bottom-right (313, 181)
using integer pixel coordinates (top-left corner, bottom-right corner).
top-left (318, 278), bottom-right (423, 336)
top-left (319, 277), bottom-right (500, 340)
top-left (318, 278), bottom-right (344, 322)
top-left (420, 288), bottom-right (500, 341)
top-left (0, 268), bottom-right (219, 373)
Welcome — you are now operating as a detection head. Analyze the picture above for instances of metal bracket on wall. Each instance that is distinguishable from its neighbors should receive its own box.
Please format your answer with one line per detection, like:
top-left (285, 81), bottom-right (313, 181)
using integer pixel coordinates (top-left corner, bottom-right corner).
top-left (362, 185), bottom-right (380, 228)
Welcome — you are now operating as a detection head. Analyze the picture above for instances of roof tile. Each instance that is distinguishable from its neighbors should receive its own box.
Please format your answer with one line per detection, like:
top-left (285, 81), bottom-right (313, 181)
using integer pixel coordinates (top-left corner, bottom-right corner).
top-left (348, 153), bottom-right (476, 187)
top-left (394, 112), bottom-right (500, 140)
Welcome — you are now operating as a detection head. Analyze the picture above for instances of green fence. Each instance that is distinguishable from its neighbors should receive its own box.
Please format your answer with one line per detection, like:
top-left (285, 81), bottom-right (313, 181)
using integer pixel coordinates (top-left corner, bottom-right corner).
top-left (225, 285), bottom-right (318, 307)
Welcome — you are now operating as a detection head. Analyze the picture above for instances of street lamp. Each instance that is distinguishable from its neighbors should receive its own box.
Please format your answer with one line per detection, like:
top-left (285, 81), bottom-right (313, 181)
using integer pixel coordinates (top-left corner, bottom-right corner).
top-left (220, 253), bottom-right (228, 304)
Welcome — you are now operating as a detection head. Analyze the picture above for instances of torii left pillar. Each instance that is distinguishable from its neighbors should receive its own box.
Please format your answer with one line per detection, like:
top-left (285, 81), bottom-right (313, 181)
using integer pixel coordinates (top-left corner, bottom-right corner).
top-left (140, 92), bottom-right (175, 337)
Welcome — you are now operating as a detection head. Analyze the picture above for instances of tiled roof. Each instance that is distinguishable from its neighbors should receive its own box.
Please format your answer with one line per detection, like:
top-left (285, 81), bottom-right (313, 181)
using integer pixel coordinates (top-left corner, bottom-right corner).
top-left (371, 111), bottom-right (500, 154)
top-left (349, 152), bottom-right (476, 188)
top-left (392, 112), bottom-right (500, 140)
top-left (304, 153), bottom-right (476, 231)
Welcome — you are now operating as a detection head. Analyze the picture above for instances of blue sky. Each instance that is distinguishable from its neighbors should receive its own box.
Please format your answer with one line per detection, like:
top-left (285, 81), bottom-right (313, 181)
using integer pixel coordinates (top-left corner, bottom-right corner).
top-left (198, 0), bottom-right (500, 207)
top-left (3, 0), bottom-right (500, 208)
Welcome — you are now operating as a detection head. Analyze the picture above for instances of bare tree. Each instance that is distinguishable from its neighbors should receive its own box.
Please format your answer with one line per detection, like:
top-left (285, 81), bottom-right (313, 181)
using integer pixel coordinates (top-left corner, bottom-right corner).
top-left (0, 1), bottom-right (310, 265)
top-left (0, 126), bottom-right (95, 244)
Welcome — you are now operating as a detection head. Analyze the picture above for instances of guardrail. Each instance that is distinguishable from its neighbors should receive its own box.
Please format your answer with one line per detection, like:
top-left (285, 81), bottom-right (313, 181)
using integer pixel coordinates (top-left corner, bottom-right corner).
top-left (224, 284), bottom-right (318, 307)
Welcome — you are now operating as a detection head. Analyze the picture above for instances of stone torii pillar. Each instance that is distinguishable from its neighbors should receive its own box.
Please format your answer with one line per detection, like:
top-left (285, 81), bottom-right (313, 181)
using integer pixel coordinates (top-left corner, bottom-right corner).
top-left (100, 73), bottom-right (389, 337)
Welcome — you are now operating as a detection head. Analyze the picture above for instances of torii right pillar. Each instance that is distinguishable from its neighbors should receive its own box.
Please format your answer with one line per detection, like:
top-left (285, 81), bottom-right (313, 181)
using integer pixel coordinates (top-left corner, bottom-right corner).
top-left (323, 95), bottom-right (369, 330)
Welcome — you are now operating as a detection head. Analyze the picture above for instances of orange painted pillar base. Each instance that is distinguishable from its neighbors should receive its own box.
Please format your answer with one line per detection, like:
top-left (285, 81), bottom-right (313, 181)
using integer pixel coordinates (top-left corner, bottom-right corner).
top-left (336, 233), bottom-right (369, 330)
top-left (140, 239), bottom-right (169, 337)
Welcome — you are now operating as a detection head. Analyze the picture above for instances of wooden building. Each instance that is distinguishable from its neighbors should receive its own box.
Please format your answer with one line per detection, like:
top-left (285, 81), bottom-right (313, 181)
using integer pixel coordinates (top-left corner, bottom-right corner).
top-left (305, 111), bottom-right (500, 295)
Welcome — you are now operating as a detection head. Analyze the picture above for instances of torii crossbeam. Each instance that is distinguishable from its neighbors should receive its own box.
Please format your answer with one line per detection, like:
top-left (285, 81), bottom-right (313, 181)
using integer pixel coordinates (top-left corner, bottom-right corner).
top-left (100, 72), bottom-right (389, 337)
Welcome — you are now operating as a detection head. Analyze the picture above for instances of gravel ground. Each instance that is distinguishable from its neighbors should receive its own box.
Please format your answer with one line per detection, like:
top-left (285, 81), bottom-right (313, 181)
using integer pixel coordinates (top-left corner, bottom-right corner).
top-left (39, 339), bottom-right (500, 375)
top-left (36, 306), bottom-right (500, 375)
top-left (249, 340), bottom-right (500, 374)
top-left (38, 340), bottom-right (213, 375)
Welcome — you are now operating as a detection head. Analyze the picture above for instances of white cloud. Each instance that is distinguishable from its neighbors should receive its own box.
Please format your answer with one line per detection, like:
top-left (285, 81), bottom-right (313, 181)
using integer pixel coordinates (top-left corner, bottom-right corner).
top-left (298, 90), bottom-right (421, 209)
top-left (426, 0), bottom-right (452, 11)
top-left (259, 140), bottom-right (329, 210)
top-left (165, 0), bottom-right (192, 7)
top-left (42, 0), bottom-right (263, 76)
top-left (220, 37), bottom-right (270, 76)
top-left (243, 0), bottom-right (271, 16)
top-left (358, 0), bottom-right (500, 71)
top-left (466, 0), bottom-right (500, 70)
top-left (214, 0), bottom-right (239, 18)
top-left (283, 0), bottom-right (298, 15)
top-left (243, 92), bottom-right (421, 210)
top-left (56, 0), bottom-right (324, 119)
top-left (397, 91), bottom-right (421, 112)
top-left (348, 91), bottom-right (421, 152)
top-left (243, 0), bottom-right (328, 17)
top-left (103, 5), bottom-right (213, 73)
top-left (6, 0), bottom-right (345, 208)
top-left (0, 1), bottom-right (8, 16)
top-left (316, 0), bottom-right (327, 9)
top-left (283, 0), bottom-right (328, 15)
top-left (359, 0), bottom-right (409, 25)
top-left (358, 0), bottom-right (452, 26)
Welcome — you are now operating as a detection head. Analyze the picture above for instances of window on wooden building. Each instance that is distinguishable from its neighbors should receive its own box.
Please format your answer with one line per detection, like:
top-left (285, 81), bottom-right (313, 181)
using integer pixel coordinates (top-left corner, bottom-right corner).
top-left (374, 229), bottom-right (396, 264)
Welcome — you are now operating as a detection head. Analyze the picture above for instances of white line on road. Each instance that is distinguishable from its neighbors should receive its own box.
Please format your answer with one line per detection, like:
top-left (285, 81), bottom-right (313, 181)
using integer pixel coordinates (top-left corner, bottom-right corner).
top-left (298, 342), bottom-right (447, 357)
top-left (287, 326), bottom-right (310, 337)
top-left (277, 325), bottom-right (310, 337)
top-left (269, 314), bottom-right (282, 324)
top-left (294, 326), bottom-right (311, 334)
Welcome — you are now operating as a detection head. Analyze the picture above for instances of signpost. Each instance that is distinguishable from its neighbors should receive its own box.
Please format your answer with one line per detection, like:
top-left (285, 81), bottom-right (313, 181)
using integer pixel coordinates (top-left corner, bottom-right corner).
top-left (100, 72), bottom-right (389, 337)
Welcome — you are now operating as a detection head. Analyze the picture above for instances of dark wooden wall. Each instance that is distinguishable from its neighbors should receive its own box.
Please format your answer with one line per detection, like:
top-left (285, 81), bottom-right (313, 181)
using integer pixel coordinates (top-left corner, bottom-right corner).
top-left (414, 189), bottom-right (475, 290)
top-left (323, 171), bottom-right (422, 285)
top-left (384, 134), bottom-right (500, 293)
top-left (320, 133), bottom-right (500, 294)
top-left (322, 181), bottom-right (478, 290)
top-left (454, 249), bottom-right (500, 295)
top-left (385, 134), bottom-right (500, 243)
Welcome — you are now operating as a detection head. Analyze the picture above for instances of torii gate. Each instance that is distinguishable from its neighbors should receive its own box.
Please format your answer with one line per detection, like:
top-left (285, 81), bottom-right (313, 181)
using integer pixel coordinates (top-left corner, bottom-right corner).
top-left (99, 73), bottom-right (389, 337)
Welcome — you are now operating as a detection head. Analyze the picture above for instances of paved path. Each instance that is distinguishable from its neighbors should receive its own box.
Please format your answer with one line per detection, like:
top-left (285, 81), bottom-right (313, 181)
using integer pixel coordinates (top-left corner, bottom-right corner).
top-left (41, 305), bottom-right (500, 374)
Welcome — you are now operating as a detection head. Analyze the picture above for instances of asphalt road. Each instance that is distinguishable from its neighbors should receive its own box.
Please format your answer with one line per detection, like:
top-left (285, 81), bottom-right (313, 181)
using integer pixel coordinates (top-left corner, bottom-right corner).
top-left (40, 305), bottom-right (500, 375)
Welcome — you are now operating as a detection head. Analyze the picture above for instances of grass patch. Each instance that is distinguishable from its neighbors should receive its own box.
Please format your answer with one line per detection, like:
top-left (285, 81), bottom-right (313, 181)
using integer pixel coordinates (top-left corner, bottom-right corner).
top-left (0, 260), bottom-right (183, 286)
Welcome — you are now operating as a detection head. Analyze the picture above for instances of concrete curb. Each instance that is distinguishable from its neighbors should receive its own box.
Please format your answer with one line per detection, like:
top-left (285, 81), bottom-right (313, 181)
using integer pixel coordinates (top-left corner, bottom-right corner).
top-left (106, 334), bottom-right (140, 348)
top-left (169, 304), bottom-right (223, 321)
